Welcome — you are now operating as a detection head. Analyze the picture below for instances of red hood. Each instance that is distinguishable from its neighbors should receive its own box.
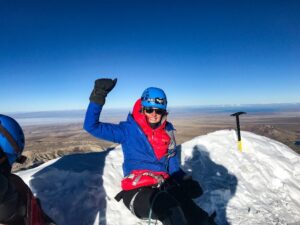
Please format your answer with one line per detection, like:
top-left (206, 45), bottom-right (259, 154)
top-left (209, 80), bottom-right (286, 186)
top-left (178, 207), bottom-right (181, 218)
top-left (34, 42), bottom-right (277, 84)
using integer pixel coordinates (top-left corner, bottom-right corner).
top-left (131, 99), bottom-right (170, 160)
top-left (132, 99), bottom-right (149, 129)
top-left (132, 99), bottom-right (167, 128)
top-left (132, 99), bottom-right (143, 120)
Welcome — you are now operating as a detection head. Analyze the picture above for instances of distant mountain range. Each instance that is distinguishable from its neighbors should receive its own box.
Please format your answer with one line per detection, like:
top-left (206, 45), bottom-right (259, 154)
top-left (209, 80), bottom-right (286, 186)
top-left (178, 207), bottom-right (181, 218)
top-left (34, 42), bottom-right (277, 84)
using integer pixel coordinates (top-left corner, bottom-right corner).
top-left (6, 103), bottom-right (300, 126)
top-left (9, 103), bottom-right (300, 118)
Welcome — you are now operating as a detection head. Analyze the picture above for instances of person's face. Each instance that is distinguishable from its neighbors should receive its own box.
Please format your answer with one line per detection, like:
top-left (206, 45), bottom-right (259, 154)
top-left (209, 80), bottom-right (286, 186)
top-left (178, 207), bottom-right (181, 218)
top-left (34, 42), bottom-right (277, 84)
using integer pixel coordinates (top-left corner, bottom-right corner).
top-left (143, 107), bottom-right (165, 124)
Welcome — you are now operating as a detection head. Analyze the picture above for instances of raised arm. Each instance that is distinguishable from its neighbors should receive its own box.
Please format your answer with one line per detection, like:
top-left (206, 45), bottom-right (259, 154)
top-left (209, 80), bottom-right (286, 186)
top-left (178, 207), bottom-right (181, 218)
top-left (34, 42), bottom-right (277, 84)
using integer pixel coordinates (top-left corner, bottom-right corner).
top-left (83, 78), bottom-right (126, 144)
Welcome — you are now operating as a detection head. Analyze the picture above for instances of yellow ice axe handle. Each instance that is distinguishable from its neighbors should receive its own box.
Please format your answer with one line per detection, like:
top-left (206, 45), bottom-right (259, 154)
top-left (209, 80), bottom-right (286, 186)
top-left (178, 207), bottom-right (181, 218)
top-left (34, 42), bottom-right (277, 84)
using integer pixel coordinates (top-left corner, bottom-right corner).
top-left (238, 140), bottom-right (243, 152)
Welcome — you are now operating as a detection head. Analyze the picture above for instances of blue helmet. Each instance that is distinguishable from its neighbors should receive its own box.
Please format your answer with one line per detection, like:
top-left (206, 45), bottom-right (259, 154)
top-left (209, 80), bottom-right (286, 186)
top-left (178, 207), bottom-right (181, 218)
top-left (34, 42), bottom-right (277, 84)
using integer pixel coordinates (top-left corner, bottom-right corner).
top-left (0, 114), bottom-right (25, 165)
top-left (141, 87), bottom-right (167, 110)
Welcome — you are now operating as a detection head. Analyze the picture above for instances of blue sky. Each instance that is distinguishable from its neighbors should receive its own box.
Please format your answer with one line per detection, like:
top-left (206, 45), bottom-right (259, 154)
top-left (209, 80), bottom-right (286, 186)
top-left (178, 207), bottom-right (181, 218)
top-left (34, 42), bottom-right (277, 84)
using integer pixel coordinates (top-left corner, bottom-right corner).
top-left (0, 0), bottom-right (299, 112)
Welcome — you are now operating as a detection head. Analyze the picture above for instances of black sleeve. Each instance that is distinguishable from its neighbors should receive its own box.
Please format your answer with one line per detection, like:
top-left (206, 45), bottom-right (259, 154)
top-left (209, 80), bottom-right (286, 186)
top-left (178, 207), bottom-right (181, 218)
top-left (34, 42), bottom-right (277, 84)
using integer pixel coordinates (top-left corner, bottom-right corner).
top-left (0, 173), bottom-right (26, 224)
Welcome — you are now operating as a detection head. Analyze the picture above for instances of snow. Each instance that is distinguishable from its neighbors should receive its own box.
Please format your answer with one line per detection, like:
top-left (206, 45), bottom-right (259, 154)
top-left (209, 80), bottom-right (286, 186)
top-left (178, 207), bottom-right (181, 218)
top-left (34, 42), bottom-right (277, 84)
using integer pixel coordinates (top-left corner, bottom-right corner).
top-left (16, 130), bottom-right (300, 225)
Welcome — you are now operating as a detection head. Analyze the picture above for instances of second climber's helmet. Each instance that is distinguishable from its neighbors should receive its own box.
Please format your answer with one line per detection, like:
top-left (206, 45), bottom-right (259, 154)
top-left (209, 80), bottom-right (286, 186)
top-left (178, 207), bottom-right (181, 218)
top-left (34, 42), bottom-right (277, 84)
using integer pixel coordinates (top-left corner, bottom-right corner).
top-left (0, 114), bottom-right (25, 165)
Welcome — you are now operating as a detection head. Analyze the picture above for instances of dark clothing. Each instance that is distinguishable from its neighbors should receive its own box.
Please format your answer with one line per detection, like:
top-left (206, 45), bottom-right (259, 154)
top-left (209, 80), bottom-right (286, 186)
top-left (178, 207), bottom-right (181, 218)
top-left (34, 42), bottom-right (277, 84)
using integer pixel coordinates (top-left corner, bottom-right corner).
top-left (117, 182), bottom-right (217, 225)
top-left (0, 173), bottom-right (55, 225)
top-left (0, 173), bottom-right (26, 225)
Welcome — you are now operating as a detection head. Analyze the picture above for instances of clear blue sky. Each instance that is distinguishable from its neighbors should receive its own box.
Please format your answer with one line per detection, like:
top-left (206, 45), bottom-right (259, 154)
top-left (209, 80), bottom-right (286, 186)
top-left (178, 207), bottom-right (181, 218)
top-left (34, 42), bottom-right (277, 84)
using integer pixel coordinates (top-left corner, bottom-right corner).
top-left (1, 0), bottom-right (299, 113)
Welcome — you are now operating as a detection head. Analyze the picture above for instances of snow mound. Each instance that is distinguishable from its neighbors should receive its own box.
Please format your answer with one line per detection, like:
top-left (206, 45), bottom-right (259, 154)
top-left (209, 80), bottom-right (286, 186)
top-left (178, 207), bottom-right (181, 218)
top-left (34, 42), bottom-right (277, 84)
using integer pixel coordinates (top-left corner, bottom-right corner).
top-left (17, 130), bottom-right (300, 225)
top-left (179, 130), bottom-right (300, 225)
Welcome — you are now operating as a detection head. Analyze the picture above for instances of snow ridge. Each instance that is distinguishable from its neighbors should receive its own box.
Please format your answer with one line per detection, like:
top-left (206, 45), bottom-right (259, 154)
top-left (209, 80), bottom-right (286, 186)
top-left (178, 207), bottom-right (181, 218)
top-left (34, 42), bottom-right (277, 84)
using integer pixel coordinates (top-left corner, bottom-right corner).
top-left (17, 130), bottom-right (300, 225)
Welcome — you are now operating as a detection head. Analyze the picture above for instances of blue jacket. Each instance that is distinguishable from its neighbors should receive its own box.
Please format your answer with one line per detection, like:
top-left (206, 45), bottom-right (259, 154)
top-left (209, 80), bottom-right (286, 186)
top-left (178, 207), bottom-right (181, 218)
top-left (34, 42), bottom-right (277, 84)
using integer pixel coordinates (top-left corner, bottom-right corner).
top-left (83, 102), bottom-right (185, 180)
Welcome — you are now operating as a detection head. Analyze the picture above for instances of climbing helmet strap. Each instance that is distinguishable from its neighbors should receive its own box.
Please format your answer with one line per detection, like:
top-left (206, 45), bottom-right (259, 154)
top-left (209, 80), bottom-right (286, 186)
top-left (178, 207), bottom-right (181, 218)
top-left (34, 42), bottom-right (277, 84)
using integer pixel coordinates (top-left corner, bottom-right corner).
top-left (0, 124), bottom-right (21, 154)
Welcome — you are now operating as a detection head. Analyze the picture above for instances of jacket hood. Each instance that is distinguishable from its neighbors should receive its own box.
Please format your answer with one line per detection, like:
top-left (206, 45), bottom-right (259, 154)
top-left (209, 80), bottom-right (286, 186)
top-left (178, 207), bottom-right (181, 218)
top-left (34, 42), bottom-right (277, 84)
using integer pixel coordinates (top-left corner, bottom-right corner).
top-left (132, 99), bottom-right (143, 119)
top-left (132, 99), bottom-right (167, 128)
top-left (131, 99), bottom-right (170, 160)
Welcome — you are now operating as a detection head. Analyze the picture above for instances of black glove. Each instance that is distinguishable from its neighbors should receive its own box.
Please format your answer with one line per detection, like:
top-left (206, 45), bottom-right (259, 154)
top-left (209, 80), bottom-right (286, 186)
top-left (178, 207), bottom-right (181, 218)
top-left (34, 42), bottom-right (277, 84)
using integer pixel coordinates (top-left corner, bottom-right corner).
top-left (180, 176), bottom-right (203, 199)
top-left (89, 78), bottom-right (117, 105)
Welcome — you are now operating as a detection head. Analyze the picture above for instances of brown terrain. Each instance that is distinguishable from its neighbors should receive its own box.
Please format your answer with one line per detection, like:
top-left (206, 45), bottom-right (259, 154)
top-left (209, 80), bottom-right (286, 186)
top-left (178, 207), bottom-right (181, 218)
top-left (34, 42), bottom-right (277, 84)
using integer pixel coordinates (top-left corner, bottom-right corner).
top-left (12, 111), bottom-right (300, 172)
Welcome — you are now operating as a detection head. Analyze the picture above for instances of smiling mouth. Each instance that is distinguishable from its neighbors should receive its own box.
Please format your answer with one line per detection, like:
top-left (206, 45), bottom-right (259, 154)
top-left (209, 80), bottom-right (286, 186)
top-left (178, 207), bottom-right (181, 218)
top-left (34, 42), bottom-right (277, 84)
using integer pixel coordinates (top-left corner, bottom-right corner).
top-left (149, 117), bottom-right (158, 121)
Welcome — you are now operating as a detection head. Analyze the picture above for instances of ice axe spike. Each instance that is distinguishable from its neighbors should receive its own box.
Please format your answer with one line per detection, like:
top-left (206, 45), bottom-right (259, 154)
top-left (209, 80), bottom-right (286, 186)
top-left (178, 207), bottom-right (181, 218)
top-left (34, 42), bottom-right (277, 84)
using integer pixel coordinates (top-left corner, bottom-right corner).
top-left (230, 112), bottom-right (246, 152)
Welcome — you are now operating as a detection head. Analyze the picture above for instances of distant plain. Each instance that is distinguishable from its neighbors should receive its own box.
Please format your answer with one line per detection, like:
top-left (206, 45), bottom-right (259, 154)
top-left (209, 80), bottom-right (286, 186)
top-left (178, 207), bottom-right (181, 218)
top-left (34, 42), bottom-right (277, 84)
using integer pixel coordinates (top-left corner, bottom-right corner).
top-left (11, 104), bottom-right (300, 171)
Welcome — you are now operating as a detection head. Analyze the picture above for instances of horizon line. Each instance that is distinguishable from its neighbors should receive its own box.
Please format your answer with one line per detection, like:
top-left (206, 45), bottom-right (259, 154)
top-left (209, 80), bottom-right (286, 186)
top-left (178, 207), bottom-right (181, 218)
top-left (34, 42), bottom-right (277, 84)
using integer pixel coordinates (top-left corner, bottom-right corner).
top-left (4, 102), bottom-right (300, 115)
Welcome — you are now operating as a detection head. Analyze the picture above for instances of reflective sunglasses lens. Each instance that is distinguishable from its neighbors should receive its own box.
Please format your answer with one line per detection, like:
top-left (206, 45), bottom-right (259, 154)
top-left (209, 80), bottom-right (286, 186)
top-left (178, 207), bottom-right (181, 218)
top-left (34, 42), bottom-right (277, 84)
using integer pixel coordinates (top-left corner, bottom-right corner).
top-left (155, 109), bottom-right (165, 115)
top-left (145, 108), bottom-right (154, 114)
top-left (144, 108), bottom-right (165, 115)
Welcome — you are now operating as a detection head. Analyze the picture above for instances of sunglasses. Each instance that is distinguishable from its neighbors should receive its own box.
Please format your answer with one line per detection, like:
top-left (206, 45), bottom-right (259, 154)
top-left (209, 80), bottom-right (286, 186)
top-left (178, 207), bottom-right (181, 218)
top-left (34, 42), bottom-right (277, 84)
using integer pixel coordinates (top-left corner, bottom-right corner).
top-left (144, 107), bottom-right (166, 115)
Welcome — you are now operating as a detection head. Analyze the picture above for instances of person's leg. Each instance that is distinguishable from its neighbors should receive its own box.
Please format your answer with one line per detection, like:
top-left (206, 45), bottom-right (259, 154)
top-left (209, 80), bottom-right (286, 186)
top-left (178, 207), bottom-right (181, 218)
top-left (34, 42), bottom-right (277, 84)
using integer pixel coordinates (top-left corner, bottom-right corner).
top-left (166, 185), bottom-right (217, 225)
top-left (122, 187), bottom-right (156, 218)
top-left (151, 190), bottom-right (187, 225)
top-left (122, 187), bottom-right (188, 225)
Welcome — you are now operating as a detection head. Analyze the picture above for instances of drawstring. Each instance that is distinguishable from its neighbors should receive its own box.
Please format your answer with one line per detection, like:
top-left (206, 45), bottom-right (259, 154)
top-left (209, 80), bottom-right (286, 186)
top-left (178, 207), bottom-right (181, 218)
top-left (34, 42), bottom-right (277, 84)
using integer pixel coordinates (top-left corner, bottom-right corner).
top-left (148, 190), bottom-right (167, 225)
top-left (148, 208), bottom-right (157, 225)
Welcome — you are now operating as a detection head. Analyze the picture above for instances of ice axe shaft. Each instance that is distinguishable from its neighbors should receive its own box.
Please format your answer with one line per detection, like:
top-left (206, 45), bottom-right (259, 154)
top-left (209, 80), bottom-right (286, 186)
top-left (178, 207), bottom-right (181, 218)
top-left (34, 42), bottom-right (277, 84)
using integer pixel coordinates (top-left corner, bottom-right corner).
top-left (231, 112), bottom-right (246, 151)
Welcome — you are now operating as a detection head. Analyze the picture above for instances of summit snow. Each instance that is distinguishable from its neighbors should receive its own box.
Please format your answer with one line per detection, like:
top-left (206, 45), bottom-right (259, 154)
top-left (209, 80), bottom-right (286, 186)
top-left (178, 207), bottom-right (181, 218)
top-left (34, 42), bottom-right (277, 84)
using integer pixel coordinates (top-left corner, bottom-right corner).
top-left (17, 130), bottom-right (300, 225)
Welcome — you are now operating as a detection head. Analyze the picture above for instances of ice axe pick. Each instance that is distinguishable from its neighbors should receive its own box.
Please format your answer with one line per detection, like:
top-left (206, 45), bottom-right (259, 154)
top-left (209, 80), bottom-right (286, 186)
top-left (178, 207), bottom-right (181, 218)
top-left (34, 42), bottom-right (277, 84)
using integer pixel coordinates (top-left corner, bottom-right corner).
top-left (230, 111), bottom-right (246, 152)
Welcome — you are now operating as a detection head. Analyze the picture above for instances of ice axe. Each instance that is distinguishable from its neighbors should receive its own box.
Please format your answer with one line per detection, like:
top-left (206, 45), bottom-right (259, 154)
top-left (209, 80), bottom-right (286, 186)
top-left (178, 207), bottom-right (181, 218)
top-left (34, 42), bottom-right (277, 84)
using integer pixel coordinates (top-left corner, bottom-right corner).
top-left (230, 111), bottom-right (246, 152)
